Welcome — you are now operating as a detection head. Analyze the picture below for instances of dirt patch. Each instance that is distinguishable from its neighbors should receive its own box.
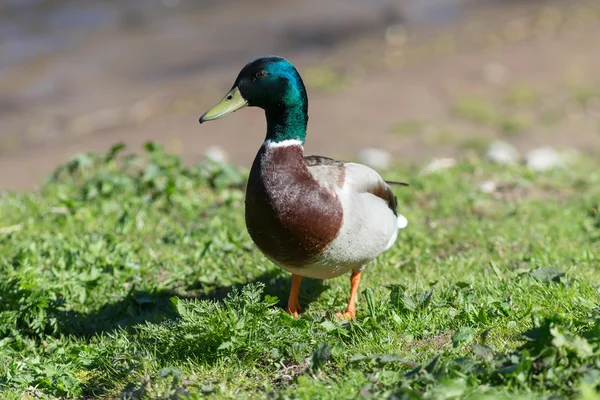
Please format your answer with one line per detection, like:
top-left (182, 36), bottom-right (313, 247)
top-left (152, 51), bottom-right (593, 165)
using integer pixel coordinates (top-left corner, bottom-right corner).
top-left (404, 331), bottom-right (453, 352)
top-left (271, 359), bottom-right (309, 386)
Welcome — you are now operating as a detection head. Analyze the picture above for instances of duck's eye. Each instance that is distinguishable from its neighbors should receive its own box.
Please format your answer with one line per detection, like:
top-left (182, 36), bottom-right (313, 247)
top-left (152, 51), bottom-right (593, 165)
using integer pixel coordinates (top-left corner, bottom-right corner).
top-left (255, 70), bottom-right (269, 79)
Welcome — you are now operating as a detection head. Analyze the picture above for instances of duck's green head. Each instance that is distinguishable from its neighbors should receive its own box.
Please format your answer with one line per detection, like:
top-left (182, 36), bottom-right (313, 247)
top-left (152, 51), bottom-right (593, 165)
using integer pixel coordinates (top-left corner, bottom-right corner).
top-left (200, 56), bottom-right (308, 143)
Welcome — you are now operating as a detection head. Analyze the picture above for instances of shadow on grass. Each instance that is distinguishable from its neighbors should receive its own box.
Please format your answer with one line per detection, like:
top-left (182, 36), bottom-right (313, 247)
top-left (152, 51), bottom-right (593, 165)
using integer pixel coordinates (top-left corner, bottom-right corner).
top-left (58, 269), bottom-right (327, 337)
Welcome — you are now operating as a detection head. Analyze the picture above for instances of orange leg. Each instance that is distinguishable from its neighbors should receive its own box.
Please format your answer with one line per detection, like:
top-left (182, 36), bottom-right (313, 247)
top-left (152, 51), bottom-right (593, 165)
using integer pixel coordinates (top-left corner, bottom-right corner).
top-left (337, 270), bottom-right (362, 320)
top-left (285, 274), bottom-right (303, 318)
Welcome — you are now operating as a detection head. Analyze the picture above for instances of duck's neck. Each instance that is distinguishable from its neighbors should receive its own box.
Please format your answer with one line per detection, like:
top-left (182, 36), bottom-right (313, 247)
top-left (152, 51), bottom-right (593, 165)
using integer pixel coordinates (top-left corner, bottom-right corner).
top-left (264, 100), bottom-right (308, 145)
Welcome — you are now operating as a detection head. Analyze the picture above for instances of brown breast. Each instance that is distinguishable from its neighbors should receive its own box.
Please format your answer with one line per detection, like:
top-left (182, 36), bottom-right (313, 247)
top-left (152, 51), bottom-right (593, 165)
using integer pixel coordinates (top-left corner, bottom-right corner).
top-left (245, 144), bottom-right (343, 267)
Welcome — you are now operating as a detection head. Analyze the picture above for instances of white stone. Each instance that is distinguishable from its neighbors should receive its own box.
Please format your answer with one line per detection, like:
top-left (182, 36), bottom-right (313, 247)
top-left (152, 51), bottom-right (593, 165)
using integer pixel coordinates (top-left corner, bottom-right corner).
top-left (385, 24), bottom-right (408, 46)
top-left (484, 140), bottom-right (520, 165)
top-left (479, 180), bottom-right (498, 194)
top-left (204, 145), bottom-right (229, 163)
top-left (358, 147), bottom-right (392, 170)
top-left (483, 63), bottom-right (508, 84)
top-left (525, 147), bottom-right (563, 171)
top-left (420, 158), bottom-right (456, 175)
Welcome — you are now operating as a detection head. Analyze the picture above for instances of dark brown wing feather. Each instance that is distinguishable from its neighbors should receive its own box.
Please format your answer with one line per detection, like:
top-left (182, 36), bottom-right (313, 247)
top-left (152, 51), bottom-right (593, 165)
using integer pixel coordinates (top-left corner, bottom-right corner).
top-left (368, 180), bottom-right (398, 216)
top-left (385, 180), bottom-right (409, 187)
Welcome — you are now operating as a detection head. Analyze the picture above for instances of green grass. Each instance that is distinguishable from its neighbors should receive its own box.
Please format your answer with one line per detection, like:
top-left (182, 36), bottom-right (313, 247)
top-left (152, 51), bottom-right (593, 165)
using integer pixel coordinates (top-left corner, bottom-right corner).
top-left (539, 108), bottom-right (565, 128)
top-left (452, 98), bottom-right (498, 125)
top-left (452, 97), bottom-right (534, 137)
top-left (391, 119), bottom-right (426, 137)
top-left (498, 114), bottom-right (531, 136)
top-left (568, 83), bottom-right (600, 108)
top-left (459, 136), bottom-right (491, 154)
top-left (1, 143), bottom-right (600, 399)
top-left (303, 66), bottom-right (346, 93)
top-left (504, 86), bottom-right (539, 108)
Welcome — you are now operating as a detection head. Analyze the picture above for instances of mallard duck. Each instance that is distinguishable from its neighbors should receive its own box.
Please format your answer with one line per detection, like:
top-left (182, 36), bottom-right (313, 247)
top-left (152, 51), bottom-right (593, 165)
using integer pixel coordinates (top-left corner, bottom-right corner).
top-left (199, 56), bottom-right (408, 319)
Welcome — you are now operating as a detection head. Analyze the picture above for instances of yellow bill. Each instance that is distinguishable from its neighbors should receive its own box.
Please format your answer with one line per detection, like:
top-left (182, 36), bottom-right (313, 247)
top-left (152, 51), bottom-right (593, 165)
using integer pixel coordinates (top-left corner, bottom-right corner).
top-left (199, 87), bottom-right (247, 123)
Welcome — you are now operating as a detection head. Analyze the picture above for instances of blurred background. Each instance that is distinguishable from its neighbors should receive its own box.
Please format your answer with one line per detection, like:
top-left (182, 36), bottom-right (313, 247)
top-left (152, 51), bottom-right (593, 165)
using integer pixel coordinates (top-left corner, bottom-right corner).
top-left (0, 0), bottom-right (599, 190)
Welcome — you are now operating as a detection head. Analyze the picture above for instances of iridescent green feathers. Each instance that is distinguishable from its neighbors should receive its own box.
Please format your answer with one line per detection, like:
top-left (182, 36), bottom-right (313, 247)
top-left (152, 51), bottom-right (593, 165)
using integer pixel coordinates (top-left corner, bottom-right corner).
top-left (234, 57), bottom-right (309, 143)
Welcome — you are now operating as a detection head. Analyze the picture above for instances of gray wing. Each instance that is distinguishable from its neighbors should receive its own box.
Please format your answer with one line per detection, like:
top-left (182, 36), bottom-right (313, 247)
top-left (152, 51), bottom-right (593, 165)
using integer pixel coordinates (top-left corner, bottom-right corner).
top-left (343, 162), bottom-right (399, 216)
top-left (305, 156), bottom-right (405, 215)
top-left (304, 155), bottom-right (346, 192)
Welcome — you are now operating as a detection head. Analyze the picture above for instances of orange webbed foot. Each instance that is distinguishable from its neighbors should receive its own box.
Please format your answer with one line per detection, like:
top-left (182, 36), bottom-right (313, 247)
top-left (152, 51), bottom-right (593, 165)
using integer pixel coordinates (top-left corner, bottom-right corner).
top-left (332, 270), bottom-right (362, 321)
top-left (335, 310), bottom-right (356, 320)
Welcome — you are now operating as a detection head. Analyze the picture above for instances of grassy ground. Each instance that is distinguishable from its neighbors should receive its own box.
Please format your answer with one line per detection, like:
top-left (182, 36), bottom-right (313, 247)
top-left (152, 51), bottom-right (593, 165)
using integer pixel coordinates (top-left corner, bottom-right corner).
top-left (0, 143), bottom-right (599, 399)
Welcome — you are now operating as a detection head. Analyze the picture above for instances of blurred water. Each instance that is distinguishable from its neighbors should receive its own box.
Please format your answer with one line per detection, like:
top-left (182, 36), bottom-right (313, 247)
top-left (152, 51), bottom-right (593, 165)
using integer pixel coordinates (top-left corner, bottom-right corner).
top-left (0, 0), bottom-right (514, 73)
top-left (0, 0), bottom-right (563, 120)
top-left (1, 1), bottom-right (138, 71)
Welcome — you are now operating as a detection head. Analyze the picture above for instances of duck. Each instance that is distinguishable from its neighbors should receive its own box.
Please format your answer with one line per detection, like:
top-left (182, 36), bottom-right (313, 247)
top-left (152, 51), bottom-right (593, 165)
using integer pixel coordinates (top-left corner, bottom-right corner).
top-left (199, 56), bottom-right (408, 319)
